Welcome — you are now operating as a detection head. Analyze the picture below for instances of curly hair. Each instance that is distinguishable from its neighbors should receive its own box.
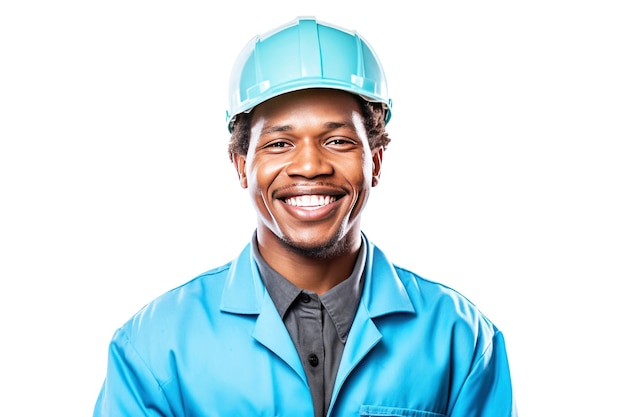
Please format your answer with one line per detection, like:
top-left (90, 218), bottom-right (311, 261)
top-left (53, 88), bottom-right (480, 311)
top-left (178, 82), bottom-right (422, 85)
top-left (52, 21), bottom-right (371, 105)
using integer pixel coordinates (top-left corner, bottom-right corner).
top-left (227, 96), bottom-right (391, 162)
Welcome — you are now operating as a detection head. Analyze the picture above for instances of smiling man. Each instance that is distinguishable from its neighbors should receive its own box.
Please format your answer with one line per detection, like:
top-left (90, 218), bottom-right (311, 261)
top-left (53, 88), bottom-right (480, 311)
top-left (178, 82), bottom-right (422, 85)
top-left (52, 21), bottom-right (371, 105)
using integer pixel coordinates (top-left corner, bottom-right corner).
top-left (233, 89), bottom-right (382, 292)
top-left (94, 17), bottom-right (518, 417)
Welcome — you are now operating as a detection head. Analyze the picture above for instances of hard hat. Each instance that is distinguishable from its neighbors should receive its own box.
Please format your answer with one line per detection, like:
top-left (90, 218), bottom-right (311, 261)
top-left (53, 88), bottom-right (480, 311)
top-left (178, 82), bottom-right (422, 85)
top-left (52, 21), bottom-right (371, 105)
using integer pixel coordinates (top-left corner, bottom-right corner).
top-left (226, 16), bottom-right (392, 132)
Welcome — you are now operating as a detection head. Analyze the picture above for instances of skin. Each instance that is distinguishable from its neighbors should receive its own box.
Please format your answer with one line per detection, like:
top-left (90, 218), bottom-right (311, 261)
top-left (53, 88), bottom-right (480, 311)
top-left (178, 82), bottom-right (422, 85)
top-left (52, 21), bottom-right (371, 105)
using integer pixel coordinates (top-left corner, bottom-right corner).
top-left (233, 89), bottom-right (383, 294)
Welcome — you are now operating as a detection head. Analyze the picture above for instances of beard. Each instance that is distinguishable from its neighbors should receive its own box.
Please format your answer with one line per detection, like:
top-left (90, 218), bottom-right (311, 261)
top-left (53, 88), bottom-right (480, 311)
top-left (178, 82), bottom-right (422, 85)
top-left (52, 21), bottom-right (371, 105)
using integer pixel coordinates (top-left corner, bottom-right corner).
top-left (279, 227), bottom-right (352, 259)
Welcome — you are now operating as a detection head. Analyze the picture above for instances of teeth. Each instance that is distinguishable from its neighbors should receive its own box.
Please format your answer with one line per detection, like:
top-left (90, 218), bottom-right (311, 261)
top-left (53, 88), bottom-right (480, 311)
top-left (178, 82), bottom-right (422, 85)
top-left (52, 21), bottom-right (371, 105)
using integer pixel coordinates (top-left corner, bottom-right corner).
top-left (284, 195), bottom-right (337, 207)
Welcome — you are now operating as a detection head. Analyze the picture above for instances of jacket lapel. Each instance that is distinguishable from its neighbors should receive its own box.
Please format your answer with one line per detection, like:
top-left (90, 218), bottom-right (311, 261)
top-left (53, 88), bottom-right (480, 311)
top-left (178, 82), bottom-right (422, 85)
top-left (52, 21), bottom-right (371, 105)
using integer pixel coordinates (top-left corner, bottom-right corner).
top-left (331, 235), bottom-right (416, 404)
top-left (219, 243), bottom-right (307, 383)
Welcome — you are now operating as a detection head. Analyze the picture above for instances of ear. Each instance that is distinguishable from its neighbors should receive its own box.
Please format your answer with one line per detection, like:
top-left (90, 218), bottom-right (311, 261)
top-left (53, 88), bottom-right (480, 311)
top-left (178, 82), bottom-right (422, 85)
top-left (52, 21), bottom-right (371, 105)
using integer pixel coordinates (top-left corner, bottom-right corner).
top-left (371, 147), bottom-right (384, 187)
top-left (233, 153), bottom-right (248, 188)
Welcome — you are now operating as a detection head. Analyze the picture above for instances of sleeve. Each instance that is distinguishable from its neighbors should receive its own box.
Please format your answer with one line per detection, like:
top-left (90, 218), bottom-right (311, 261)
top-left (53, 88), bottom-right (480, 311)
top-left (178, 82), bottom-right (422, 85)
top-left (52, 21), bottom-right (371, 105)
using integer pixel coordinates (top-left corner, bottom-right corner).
top-left (449, 330), bottom-right (518, 417)
top-left (93, 328), bottom-right (173, 417)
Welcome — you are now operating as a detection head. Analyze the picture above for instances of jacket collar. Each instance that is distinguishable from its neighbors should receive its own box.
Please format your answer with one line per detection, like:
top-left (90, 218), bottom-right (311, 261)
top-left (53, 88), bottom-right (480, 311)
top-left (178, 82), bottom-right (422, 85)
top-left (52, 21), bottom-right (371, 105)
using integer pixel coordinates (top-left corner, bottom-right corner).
top-left (363, 235), bottom-right (416, 317)
top-left (219, 233), bottom-right (416, 318)
top-left (219, 242), bottom-right (264, 314)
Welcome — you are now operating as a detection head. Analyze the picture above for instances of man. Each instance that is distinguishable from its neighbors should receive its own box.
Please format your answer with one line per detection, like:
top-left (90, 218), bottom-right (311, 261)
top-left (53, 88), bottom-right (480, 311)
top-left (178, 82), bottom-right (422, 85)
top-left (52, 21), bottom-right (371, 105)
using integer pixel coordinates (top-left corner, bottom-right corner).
top-left (94, 17), bottom-right (517, 416)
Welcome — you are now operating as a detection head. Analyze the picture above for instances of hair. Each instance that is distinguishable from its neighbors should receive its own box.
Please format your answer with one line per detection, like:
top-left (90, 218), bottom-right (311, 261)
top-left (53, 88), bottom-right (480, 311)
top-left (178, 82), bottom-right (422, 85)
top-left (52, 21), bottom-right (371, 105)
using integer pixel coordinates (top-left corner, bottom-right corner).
top-left (227, 95), bottom-right (391, 162)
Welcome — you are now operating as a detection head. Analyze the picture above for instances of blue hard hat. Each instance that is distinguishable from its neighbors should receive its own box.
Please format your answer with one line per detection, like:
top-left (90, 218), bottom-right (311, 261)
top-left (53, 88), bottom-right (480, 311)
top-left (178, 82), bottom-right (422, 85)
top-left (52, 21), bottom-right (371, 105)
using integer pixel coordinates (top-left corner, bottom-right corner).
top-left (226, 16), bottom-right (392, 132)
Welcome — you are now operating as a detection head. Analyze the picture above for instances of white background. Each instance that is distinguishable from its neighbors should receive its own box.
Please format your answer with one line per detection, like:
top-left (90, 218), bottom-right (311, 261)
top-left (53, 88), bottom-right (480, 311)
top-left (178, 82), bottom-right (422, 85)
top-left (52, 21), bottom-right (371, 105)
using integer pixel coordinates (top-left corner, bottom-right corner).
top-left (1, 1), bottom-right (624, 416)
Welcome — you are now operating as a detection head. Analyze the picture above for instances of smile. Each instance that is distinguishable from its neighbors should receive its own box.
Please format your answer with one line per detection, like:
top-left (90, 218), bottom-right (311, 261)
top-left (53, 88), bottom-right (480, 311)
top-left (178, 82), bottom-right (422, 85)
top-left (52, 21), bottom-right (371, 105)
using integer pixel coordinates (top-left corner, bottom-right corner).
top-left (284, 195), bottom-right (337, 208)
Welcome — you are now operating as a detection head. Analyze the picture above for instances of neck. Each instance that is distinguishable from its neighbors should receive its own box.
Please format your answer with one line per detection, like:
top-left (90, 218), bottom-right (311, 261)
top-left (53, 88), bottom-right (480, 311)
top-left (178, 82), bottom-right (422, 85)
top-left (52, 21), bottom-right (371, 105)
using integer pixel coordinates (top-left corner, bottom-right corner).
top-left (256, 231), bottom-right (362, 294)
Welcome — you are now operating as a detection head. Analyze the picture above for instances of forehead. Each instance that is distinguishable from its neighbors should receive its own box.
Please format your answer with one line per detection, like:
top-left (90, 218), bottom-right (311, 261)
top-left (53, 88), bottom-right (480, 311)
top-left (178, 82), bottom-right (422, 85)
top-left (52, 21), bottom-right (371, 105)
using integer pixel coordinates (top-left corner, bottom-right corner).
top-left (250, 89), bottom-right (364, 124)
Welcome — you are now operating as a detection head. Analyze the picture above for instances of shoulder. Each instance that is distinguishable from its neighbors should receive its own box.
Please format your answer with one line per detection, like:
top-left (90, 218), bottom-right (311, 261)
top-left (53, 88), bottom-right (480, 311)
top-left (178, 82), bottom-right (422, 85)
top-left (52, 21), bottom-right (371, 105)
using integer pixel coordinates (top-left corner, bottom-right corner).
top-left (394, 265), bottom-right (478, 310)
top-left (119, 260), bottom-right (234, 341)
top-left (394, 263), bottom-right (499, 348)
top-left (367, 240), bottom-right (491, 324)
top-left (105, 259), bottom-right (246, 384)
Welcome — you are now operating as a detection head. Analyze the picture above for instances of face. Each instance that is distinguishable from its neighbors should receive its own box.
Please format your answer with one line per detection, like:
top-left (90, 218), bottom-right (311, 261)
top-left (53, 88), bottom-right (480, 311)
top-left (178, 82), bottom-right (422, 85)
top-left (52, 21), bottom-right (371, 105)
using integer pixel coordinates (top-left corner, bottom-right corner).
top-left (233, 89), bottom-right (383, 258)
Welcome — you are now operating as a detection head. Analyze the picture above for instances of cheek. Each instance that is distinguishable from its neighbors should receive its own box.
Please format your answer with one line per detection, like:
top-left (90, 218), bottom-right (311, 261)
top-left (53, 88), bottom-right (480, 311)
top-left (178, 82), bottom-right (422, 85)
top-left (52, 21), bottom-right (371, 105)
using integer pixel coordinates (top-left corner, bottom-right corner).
top-left (247, 165), bottom-right (272, 215)
top-left (348, 155), bottom-right (372, 187)
top-left (247, 159), bottom-right (283, 193)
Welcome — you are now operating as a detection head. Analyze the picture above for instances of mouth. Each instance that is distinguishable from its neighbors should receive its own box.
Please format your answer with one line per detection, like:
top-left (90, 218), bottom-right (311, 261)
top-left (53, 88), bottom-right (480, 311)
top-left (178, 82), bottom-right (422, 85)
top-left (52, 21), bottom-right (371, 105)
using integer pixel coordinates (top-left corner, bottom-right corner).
top-left (283, 195), bottom-right (338, 208)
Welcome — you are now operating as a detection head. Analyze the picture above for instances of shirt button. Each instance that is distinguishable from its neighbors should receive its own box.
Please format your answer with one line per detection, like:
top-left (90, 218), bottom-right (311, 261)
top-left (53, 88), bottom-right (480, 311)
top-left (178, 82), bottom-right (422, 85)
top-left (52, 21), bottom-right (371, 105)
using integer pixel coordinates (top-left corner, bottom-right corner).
top-left (300, 293), bottom-right (311, 303)
top-left (308, 354), bottom-right (319, 367)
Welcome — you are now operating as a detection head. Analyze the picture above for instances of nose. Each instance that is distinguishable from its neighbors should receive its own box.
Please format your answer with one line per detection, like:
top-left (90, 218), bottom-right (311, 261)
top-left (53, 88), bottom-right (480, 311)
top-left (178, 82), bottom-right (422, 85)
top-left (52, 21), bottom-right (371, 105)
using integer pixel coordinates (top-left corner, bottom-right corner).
top-left (285, 140), bottom-right (334, 179)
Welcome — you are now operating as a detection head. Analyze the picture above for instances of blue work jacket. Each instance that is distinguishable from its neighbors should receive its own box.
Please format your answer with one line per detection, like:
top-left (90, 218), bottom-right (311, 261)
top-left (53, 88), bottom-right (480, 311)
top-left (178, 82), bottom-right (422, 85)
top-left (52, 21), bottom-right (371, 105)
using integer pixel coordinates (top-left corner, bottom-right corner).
top-left (94, 236), bottom-right (517, 416)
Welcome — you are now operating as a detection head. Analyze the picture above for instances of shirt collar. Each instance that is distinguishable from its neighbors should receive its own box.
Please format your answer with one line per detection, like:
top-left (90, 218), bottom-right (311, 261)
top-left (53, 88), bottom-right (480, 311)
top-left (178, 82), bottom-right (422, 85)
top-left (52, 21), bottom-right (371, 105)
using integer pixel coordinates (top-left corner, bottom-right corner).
top-left (251, 233), bottom-right (366, 342)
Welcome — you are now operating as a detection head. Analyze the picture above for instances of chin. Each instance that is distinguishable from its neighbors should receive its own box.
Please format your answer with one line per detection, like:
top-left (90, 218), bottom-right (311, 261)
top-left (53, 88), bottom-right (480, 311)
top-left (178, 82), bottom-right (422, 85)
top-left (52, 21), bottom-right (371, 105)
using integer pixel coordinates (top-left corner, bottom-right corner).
top-left (281, 230), bottom-right (351, 259)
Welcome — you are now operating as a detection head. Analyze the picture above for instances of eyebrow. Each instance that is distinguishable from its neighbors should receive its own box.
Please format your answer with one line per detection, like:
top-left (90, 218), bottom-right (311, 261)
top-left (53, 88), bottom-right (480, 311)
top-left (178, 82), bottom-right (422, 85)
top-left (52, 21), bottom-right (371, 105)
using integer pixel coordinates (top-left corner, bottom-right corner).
top-left (260, 125), bottom-right (293, 135)
top-left (260, 121), bottom-right (355, 136)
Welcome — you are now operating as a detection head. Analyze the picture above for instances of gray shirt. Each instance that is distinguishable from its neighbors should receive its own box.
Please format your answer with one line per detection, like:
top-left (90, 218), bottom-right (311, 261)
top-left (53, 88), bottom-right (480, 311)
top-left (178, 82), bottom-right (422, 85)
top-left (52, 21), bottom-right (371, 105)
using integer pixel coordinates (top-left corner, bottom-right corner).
top-left (251, 236), bottom-right (366, 417)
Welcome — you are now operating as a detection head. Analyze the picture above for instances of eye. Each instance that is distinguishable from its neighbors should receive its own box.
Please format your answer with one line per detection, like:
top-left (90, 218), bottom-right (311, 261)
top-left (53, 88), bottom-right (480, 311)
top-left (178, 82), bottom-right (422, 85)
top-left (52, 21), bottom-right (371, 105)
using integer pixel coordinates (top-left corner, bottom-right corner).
top-left (328, 139), bottom-right (348, 145)
top-left (261, 139), bottom-right (293, 152)
top-left (268, 141), bottom-right (289, 148)
top-left (325, 137), bottom-right (358, 148)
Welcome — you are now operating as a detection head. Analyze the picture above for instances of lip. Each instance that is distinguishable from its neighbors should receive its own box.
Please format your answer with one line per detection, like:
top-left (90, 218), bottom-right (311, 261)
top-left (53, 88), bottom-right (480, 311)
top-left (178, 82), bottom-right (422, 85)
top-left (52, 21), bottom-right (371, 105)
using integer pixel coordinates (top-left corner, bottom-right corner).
top-left (280, 196), bottom-right (341, 221)
top-left (274, 184), bottom-right (347, 222)
top-left (274, 184), bottom-right (346, 200)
